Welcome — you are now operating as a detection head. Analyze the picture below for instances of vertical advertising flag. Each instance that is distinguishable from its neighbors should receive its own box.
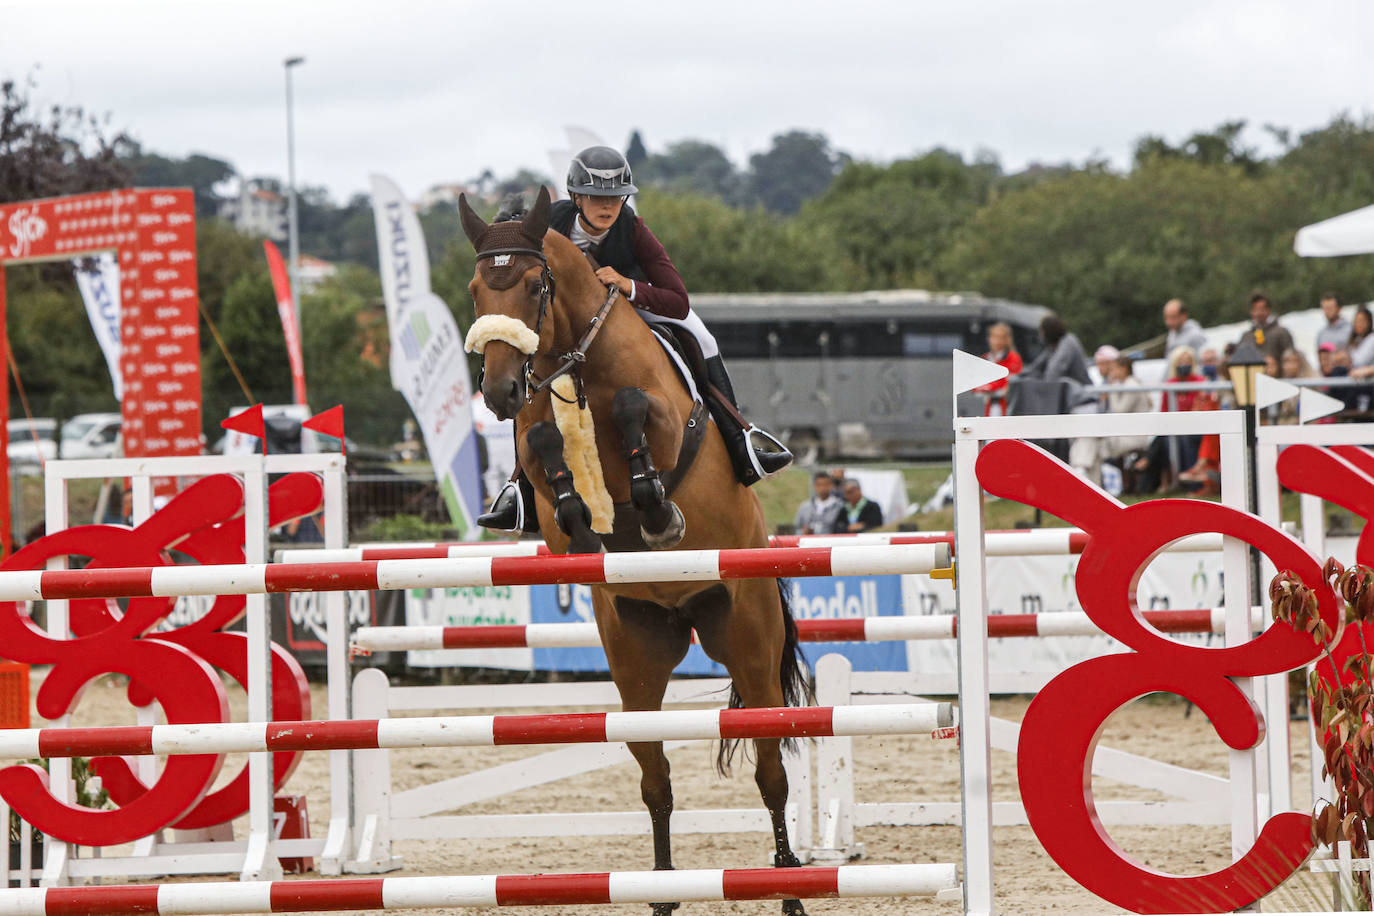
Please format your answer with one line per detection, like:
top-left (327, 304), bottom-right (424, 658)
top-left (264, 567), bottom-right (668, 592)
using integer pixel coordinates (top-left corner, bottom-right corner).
top-left (369, 174), bottom-right (483, 537)
top-left (72, 253), bottom-right (124, 401)
top-left (262, 241), bottom-right (308, 406)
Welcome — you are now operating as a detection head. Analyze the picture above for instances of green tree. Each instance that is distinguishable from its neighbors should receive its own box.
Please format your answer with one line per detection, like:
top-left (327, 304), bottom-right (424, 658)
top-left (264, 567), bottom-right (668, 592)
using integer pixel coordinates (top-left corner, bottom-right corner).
top-left (938, 158), bottom-right (1290, 347)
top-left (639, 140), bottom-right (742, 202)
top-left (804, 149), bottom-right (1003, 288)
top-left (745, 130), bottom-right (843, 215)
top-left (635, 189), bottom-right (841, 292)
top-left (299, 265), bottom-right (406, 445)
top-left (125, 150), bottom-right (235, 217)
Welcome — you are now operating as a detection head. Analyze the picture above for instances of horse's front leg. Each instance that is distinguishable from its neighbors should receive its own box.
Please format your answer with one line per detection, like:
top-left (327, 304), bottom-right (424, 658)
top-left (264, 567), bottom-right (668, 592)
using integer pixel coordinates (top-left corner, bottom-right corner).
top-left (526, 421), bottom-right (603, 555)
top-left (612, 387), bottom-right (685, 549)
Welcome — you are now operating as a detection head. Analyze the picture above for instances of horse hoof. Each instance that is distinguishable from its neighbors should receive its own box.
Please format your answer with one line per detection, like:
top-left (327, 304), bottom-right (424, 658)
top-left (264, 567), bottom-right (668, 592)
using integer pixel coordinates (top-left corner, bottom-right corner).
top-left (568, 530), bottom-right (605, 555)
top-left (650, 903), bottom-right (680, 916)
top-left (782, 898), bottom-right (807, 916)
top-left (641, 502), bottom-right (685, 550)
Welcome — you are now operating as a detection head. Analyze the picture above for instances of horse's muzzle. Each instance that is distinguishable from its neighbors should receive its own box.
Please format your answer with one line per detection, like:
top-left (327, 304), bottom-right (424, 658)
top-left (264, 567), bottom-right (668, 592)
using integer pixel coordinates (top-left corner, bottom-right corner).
top-left (483, 374), bottom-right (525, 421)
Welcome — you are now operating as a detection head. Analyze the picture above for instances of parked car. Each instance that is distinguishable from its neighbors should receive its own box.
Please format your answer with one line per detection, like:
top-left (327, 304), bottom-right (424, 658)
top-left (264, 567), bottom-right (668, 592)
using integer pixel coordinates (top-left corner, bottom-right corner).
top-left (59, 413), bottom-right (122, 459)
top-left (8, 418), bottom-right (57, 466)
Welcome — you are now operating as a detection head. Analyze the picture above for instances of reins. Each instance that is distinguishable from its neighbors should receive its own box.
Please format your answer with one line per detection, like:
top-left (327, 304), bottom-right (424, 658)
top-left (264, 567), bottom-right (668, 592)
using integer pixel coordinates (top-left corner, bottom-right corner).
top-left (473, 242), bottom-right (619, 411)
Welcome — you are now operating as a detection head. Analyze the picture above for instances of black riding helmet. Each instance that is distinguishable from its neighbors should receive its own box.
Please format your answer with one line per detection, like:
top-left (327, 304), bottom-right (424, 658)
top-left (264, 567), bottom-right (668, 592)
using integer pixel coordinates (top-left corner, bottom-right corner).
top-left (566, 146), bottom-right (638, 197)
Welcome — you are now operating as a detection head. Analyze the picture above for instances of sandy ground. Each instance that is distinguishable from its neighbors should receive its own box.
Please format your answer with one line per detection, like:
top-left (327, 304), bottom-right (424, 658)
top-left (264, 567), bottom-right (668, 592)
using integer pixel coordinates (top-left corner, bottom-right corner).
top-left (28, 671), bottom-right (1342, 916)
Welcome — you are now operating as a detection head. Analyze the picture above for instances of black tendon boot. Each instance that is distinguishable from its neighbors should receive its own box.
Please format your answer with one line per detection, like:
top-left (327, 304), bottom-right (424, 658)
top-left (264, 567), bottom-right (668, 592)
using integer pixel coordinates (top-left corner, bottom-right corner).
top-left (703, 355), bottom-right (792, 486)
top-left (477, 469), bottom-right (541, 533)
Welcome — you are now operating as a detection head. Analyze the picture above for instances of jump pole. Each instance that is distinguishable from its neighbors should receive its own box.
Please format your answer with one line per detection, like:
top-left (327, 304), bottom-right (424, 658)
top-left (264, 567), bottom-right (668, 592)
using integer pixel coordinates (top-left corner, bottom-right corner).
top-left (276, 529), bottom-right (1222, 563)
top-left (0, 863), bottom-right (958, 914)
top-left (4, 543), bottom-right (950, 602)
top-left (0, 703), bottom-right (953, 759)
top-left (351, 606), bottom-right (1264, 652)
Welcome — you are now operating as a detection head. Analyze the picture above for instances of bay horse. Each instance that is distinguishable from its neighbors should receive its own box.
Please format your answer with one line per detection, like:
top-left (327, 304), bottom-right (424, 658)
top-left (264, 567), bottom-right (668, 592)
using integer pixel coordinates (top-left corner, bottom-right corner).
top-left (460, 187), bottom-right (813, 916)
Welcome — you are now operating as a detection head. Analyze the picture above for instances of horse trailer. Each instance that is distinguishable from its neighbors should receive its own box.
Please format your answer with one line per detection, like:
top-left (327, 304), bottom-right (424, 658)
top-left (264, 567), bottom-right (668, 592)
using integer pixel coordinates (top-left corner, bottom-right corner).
top-left (693, 290), bottom-right (1049, 460)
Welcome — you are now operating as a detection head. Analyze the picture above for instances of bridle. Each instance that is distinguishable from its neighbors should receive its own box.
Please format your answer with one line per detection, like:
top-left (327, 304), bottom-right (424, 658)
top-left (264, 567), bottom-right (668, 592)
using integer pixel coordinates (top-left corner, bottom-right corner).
top-left (474, 243), bottom-right (619, 410)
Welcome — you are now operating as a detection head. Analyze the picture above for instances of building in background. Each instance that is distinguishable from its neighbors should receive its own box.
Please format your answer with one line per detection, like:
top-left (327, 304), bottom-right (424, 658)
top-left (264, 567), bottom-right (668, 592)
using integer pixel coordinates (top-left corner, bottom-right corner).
top-left (218, 180), bottom-right (287, 240)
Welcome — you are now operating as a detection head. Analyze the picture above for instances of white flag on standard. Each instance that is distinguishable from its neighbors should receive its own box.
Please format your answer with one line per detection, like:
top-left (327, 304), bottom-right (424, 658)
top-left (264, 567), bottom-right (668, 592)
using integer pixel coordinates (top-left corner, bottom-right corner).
top-left (72, 253), bottom-right (123, 401)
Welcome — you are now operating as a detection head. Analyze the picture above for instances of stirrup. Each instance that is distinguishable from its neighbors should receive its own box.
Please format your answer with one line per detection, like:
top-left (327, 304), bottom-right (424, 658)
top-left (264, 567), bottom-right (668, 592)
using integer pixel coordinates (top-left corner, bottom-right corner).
top-left (477, 480), bottom-right (524, 531)
top-left (744, 425), bottom-right (793, 480)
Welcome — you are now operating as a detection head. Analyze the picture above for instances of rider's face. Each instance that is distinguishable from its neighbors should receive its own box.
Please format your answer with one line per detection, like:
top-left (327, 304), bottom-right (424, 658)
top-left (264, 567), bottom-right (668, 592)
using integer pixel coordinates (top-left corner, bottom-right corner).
top-left (575, 194), bottom-right (626, 233)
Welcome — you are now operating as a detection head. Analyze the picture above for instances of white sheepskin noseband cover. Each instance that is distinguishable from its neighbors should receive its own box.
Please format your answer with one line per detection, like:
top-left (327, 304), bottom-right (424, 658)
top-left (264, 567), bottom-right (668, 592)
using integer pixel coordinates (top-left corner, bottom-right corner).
top-left (465, 314), bottom-right (540, 355)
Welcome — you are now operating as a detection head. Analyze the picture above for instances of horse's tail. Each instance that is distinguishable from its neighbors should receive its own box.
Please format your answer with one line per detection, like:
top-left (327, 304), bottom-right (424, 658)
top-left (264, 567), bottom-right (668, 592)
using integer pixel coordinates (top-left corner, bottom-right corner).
top-left (716, 577), bottom-right (815, 775)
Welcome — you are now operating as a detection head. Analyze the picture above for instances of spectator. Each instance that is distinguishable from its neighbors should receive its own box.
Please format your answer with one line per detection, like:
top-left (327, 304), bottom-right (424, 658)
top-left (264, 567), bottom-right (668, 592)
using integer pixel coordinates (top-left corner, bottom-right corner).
top-left (1134, 346), bottom-right (1207, 492)
top-left (840, 478), bottom-right (883, 533)
top-left (974, 322), bottom-right (1022, 416)
top-left (1089, 345), bottom-right (1120, 412)
top-left (1199, 347), bottom-right (1221, 381)
top-left (1236, 291), bottom-right (1293, 362)
top-left (1068, 355), bottom-right (1154, 485)
top-left (1163, 299), bottom-right (1208, 356)
top-left (1021, 313), bottom-right (1091, 386)
top-left (1315, 292), bottom-right (1351, 360)
top-left (793, 471), bottom-right (843, 535)
top-left (1347, 307), bottom-right (1374, 375)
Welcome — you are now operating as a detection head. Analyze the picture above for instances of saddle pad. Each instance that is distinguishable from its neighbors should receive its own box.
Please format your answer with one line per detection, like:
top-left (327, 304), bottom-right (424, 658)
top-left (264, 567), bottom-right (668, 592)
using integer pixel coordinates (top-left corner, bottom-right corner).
top-left (648, 325), bottom-right (701, 403)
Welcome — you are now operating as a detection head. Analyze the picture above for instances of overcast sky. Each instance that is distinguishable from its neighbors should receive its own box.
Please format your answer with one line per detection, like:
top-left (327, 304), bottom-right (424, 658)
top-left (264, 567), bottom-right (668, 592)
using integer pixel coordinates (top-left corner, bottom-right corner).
top-left (3, 0), bottom-right (1370, 204)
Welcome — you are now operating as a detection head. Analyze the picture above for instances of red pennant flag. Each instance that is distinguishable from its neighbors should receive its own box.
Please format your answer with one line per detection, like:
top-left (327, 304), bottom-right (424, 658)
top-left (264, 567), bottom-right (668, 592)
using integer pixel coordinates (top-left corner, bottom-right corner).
top-left (221, 404), bottom-right (266, 455)
top-left (303, 405), bottom-right (345, 455)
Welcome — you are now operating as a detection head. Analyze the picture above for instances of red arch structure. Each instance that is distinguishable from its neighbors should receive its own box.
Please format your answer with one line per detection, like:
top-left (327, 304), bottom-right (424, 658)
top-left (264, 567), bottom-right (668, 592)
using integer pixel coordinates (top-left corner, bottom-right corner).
top-left (0, 188), bottom-right (203, 551)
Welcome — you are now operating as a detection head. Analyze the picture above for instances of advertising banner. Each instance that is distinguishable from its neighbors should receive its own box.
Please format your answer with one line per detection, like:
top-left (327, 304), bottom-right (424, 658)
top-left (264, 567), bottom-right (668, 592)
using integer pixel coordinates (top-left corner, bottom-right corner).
top-left (0, 188), bottom-right (203, 502)
top-left (263, 240), bottom-right (308, 405)
top-left (72, 253), bottom-right (123, 401)
top-left (369, 175), bottom-right (482, 536)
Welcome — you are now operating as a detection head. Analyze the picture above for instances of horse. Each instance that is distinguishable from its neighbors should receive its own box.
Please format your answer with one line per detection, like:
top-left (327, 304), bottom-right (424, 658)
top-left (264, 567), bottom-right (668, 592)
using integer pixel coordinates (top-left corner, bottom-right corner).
top-left (459, 187), bottom-right (813, 916)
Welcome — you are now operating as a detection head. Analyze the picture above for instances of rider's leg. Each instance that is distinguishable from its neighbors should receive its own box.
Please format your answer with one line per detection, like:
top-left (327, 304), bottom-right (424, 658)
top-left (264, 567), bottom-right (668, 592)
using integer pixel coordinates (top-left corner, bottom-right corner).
top-left (477, 430), bottom-right (541, 532)
top-left (703, 354), bottom-right (793, 486)
top-left (641, 309), bottom-right (792, 486)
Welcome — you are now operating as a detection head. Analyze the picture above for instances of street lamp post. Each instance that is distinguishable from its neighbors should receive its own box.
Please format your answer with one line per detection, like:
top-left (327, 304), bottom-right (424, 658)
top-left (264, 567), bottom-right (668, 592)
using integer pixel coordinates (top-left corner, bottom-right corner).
top-left (1226, 336), bottom-right (1269, 602)
top-left (284, 56), bottom-right (305, 331)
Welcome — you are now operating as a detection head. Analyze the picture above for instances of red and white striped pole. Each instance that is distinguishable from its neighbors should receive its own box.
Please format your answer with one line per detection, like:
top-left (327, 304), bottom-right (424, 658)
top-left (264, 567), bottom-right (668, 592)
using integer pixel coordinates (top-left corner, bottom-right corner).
top-left (1, 543), bottom-right (949, 602)
top-left (350, 606), bottom-right (1262, 653)
top-left (277, 530), bottom-right (1222, 564)
top-left (0, 703), bottom-right (953, 760)
top-left (0, 863), bottom-right (958, 913)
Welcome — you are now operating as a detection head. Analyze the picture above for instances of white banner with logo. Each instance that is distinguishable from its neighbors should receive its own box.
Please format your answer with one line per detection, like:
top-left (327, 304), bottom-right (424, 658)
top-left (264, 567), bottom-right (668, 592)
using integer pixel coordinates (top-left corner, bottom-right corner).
top-left (404, 585), bottom-right (533, 669)
top-left (73, 253), bottom-right (123, 401)
top-left (369, 174), bottom-right (483, 536)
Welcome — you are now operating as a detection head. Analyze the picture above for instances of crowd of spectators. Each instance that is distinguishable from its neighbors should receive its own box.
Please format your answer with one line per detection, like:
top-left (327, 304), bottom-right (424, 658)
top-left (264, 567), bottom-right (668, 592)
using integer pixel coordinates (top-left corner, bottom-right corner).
top-left (793, 470), bottom-right (885, 534)
top-left (983, 289), bottom-right (1374, 497)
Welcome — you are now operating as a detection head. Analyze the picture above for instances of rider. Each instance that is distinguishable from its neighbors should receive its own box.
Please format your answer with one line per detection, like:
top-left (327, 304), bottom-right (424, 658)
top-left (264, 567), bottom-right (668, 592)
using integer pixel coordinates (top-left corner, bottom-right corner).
top-left (478, 145), bottom-right (791, 531)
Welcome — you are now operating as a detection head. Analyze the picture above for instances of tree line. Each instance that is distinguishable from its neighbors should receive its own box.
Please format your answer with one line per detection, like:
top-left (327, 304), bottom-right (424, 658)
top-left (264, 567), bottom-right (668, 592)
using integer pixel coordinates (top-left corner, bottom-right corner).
top-left (3, 75), bottom-right (1373, 445)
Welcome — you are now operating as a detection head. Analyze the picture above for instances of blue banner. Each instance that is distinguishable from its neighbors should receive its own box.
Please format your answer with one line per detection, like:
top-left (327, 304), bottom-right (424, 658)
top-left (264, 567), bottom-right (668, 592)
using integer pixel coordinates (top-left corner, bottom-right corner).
top-left (530, 575), bottom-right (909, 674)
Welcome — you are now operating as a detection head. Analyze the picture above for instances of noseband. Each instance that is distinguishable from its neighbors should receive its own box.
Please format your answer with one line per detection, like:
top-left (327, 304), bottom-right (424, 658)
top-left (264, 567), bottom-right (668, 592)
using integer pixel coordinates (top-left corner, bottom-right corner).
top-left (470, 243), bottom-right (619, 410)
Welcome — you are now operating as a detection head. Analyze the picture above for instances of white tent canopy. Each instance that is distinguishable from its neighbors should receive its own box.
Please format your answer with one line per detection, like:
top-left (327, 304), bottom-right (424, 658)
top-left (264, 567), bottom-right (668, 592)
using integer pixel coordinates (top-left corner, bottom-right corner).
top-left (1295, 203), bottom-right (1374, 257)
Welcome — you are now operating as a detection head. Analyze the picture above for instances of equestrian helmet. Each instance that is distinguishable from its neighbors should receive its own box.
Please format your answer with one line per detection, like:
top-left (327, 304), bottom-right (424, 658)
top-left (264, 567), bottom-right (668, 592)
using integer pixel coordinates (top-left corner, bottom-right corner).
top-left (566, 146), bottom-right (638, 197)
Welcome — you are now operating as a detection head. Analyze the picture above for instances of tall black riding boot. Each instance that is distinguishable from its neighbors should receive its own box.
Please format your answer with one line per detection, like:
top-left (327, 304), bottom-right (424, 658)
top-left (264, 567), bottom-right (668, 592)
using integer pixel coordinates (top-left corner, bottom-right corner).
top-left (703, 355), bottom-right (792, 486)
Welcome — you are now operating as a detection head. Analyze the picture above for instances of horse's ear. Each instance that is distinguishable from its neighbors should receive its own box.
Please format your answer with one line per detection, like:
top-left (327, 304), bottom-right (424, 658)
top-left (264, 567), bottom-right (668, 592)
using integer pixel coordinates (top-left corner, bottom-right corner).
top-left (458, 193), bottom-right (488, 248)
top-left (522, 186), bottom-right (552, 245)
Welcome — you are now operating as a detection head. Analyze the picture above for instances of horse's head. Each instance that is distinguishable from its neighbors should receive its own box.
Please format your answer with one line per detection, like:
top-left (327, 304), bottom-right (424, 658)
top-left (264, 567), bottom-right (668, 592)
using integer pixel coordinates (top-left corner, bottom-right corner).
top-left (459, 186), bottom-right (554, 420)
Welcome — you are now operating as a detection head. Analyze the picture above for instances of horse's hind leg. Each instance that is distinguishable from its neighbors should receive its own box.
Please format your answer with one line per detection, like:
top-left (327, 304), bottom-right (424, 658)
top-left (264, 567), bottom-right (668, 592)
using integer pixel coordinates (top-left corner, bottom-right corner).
top-left (612, 387), bottom-right (685, 549)
top-left (526, 421), bottom-right (602, 554)
top-left (692, 579), bottom-right (810, 916)
top-left (594, 590), bottom-right (692, 915)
